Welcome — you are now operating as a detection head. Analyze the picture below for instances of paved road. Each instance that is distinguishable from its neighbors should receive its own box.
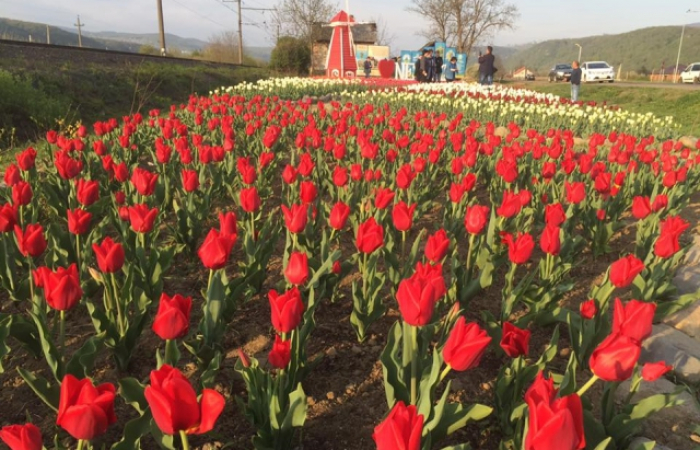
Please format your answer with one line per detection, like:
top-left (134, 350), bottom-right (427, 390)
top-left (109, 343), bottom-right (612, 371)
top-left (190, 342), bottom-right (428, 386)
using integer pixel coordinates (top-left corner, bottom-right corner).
top-left (524, 79), bottom-right (700, 90)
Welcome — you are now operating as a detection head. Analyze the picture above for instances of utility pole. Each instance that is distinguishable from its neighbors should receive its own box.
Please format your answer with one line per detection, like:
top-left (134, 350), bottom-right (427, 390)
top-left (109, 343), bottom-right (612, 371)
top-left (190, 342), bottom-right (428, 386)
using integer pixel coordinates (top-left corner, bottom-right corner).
top-left (156, 0), bottom-right (167, 55)
top-left (74, 15), bottom-right (84, 47)
top-left (675, 9), bottom-right (698, 83)
top-left (224, 1), bottom-right (276, 64)
top-left (46, 24), bottom-right (51, 44)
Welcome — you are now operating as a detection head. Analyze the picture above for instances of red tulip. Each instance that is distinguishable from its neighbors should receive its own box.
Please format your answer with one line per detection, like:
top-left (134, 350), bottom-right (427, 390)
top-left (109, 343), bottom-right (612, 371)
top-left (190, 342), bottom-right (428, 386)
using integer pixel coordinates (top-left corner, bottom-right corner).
top-left (269, 287), bottom-right (304, 334)
top-left (281, 204), bottom-right (308, 234)
top-left (14, 223), bottom-right (47, 257)
top-left (579, 299), bottom-right (597, 320)
top-left (589, 333), bottom-right (640, 382)
top-left (128, 204), bottom-right (159, 233)
top-left (631, 196), bottom-right (651, 220)
top-left (611, 298), bottom-right (656, 343)
top-left (396, 269), bottom-right (443, 327)
top-left (651, 194), bottom-right (668, 212)
top-left (56, 374), bottom-right (116, 441)
top-left (268, 335), bottom-right (291, 369)
top-left (34, 264), bottom-right (82, 311)
top-left (92, 237), bottom-right (125, 273)
top-left (497, 190), bottom-right (523, 218)
top-left (54, 152), bottom-right (83, 180)
top-left (329, 202), bottom-right (350, 230)
top-left (0, 423), bottom-right (42, 450)
top-left (539, 224), bottom-right (561, 256)
top-left (145, 364), bottom-right (225, 435)
top-left (0, 203), bottom-right (17, 233)
top-left (332, 166), bottom-right (348, 187)
top-left (374, 187), bottom-right (395, 210)
top-left (424, 229), bottom-right (450, 262)
top-left (392, 201), bottom-right (417, 232)
top-left (218, 211), bottom-right (237, 239)
top-left (500, 322), bottom-right (531, 357)
top-left (76, 178), bottom-right (99, 206)
top-left (3, 164), bottom-right (21, 186)
top-left (565, 181), bottom-right (585, 204)
top-left (442, 316), bottom-right (491, 371)
top-left (641, 361), bottom-right (672, 381)
top-left (609, 255), bottom-right (644, 288)
top-left (373, 401), bottom-right (423, 450)
top-left (15, 147), bottom-right (38, 171)
top-left (465, 205), bottom-right (489, 235)
top-left (152, 293), bottom-right (192, 340)
top-left (356, 217), bottom-right (384, 254)
top-left (181, 169), bottom-right (199, 192)
top-left (501, 232), bottom-right (534, 265)
top-left (654, 215), bottom-right (690, 258)
top-left (198, 228), bottom-right (235, 270)
top-left (284, 252), bottom-right (309, 285)
top-left (524, 372), bottom-right (585, 450)
top-left (544, 203), bottom-right (566, 227)
top-left (11, 181), bottom-right (32, 206)
top-left (67, 208), bottom-right (92, 235)
top-left (130, 167), bottom-right (158, 196)
top-left (240, 187), bottom-right (261, 213)
top-left (282, 164), bottom-right (298, 184)
top-left (299, 180), bottom-right (317, 204)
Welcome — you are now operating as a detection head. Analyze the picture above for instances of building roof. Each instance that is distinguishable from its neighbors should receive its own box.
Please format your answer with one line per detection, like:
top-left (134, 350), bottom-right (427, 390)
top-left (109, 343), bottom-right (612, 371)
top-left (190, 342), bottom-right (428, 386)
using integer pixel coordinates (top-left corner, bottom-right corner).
top-left (312, 21), bottom-right (377, 44)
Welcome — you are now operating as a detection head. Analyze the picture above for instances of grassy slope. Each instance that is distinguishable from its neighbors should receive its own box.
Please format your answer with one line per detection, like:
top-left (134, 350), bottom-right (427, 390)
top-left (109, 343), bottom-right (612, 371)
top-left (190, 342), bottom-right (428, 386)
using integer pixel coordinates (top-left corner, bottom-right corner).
top-left (518, 82), bottom-right (700, 137)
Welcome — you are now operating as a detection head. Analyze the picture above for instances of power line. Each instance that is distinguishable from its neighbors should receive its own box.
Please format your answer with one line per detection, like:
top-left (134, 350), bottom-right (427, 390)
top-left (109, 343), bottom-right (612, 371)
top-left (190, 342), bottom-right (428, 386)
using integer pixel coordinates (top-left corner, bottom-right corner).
top-left (167, 0), bottom-right (230, 29)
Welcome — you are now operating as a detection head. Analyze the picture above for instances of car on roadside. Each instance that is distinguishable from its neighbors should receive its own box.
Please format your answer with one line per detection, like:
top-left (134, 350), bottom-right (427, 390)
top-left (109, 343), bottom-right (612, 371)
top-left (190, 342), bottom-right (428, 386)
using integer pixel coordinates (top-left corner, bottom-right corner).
top-left (582, 61), bottom-right (615, 83)
top-left (680, 62), bottom-right (700, 83)
top-left (525, 73), bottom-right (535, 81)
top-left (548, 64), bottom-right (572, 82)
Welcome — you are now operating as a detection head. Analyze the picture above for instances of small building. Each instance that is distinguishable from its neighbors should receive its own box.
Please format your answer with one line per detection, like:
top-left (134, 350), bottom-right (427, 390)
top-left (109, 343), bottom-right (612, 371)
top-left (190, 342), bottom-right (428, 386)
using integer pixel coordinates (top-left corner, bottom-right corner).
top-left (512, 67), bottom-right (534, 79)
top-left (311, 20), bottom-right (377, 73)
top-left (650, 65), bottom-right (686, 82)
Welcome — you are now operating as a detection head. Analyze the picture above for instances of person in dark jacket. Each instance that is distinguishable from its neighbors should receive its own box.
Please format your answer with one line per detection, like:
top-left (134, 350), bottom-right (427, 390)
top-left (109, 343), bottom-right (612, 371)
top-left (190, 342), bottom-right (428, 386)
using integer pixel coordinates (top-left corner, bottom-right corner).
top-left (434, 53), bottom-right (444, 82)
top-left (570, 60), bottom-right (582, 102)
top-left (363, 57), bottom-right (372, 78)
top-left (419, 49), bottom-right (432, 83)
top-left (478, 46), bottom-right (496, 85)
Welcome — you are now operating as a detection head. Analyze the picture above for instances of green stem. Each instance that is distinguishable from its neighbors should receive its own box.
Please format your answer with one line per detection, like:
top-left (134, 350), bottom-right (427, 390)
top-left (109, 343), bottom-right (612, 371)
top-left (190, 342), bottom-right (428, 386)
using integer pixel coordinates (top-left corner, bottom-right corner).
top-left (466, 234), bottom-right (476, 272)
top-left (439, 365), bottom-right (452, 383)
top-left (76, 234), bottom-right (82, 272)
top-left (76, 439), bottom-right (85, 450)
top-left (59, 310), bottom-right (66, 354)
top-left (410, 324), bottom-right (418, 405)
top-left (250, 213), bottom-right (255, 241)
top-left (110, 273), bottom-right (125, 336)
top-left (577, 375), bottom-right (599, 397)
top-left (178, 430), bottom-right (190, 450)
top-left (361, 252), bottom-right (369, 301)
top-left (401, 231), bottom-right (406, 260)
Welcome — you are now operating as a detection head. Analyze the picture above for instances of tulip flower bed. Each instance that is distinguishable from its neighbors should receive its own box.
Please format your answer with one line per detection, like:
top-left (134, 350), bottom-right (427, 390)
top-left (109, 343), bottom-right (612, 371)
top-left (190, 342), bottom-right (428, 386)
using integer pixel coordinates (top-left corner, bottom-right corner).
top-left (0, 80), bottom-right (699, 450)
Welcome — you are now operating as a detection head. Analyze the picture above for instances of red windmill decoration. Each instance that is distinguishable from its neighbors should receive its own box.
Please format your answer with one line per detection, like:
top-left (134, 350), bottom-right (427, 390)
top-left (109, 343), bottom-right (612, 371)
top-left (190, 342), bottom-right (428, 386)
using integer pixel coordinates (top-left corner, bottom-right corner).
top-left (325, 10), bottom-right (358, 78)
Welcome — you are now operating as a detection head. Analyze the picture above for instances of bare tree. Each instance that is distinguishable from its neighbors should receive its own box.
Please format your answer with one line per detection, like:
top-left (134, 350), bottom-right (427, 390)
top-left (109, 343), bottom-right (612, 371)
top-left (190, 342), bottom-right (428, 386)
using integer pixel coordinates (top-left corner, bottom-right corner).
top-left (202, 31), bottom-right (240, 64)
top-left (274, 0), bottom-right (337, 46)
top-left (372, 16), bottom-right (397, 48)
top-left (407, 0), bottom-right (518, 54)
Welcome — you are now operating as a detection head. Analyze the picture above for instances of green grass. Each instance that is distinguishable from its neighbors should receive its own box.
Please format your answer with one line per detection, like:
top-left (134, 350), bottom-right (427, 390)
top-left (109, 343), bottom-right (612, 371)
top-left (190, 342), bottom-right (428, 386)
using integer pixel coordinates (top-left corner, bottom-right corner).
top-left (522, 82), bottom-right (700, 137)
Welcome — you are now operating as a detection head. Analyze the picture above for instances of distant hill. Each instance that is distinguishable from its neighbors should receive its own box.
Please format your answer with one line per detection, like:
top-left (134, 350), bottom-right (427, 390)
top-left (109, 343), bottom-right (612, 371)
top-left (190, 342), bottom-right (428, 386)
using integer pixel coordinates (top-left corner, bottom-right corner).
top-left (501, 26), bottom-right (700, 75)
top-left (82, 31), bottom-right (209, 53)
top-left (0, 17), bottom-right (139, 52)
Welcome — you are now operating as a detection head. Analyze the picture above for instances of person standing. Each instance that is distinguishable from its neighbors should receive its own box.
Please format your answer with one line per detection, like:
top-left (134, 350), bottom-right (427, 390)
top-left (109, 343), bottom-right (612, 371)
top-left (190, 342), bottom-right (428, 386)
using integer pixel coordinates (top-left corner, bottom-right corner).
top-left (434, 52), bottom-right (444, 82)
top-left (445, 56), bottom-right (458, 82)
top-left (478, 46), bottom-right (496, 85)
top-left (570, 60), bottom-right (582, 102)
top-left (363, 57), bottom-right (372, 79)
top-left (419, 49), bottom-right (432, 83)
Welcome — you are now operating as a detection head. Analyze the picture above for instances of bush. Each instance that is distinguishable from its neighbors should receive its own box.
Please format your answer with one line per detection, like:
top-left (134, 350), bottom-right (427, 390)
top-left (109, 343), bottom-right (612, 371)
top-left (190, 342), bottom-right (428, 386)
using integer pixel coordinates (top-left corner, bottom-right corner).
top-left (270, 37), bottom-right (311, 75)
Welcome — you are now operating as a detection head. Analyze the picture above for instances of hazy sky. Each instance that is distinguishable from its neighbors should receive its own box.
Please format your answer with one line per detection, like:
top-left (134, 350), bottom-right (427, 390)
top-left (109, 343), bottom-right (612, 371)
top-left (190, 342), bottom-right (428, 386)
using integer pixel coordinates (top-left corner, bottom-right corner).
top-left (1, 0), bottom-right (697, 51)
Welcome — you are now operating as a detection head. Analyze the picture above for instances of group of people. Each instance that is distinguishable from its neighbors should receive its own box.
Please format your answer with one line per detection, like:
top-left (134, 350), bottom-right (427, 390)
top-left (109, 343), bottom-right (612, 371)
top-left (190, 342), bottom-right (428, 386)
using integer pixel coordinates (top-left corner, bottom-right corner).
top-left (415, 48), bottom-right (458, 83)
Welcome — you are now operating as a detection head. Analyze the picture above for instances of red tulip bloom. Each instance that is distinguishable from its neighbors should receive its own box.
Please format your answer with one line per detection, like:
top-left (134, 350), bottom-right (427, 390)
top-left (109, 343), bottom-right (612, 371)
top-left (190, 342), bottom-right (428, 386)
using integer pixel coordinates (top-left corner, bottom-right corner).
top-left (56, 374), bottom-right (116, 441)
top-left (500, 322), bottom-right (531, 357)
top-left (524, 372), bottom-right (585, 450)
top-left (579, 299), bottom-right (597, 320)
top-left (611, 298), bottom-right (656, 343)
top-left (373, 401), bottom-right (423, 450)
top-left (654, 215), bottom-right (690, 258)
top-left (3, 164), bottom-right (21, 187)
top-left (181, 169), bottom-right (199, 192)
top-left (269, 287), bottom-right (304, 333)
top-left (145, 365), bottom-right (225, 435)
top-left (54, 152), bottom-right (83, 180)
top-left (152, 293), bottom-right (192, 340)
top-left (356, 217), bottom-right (384, 254)
top-left (589, 332), bottom-right (641, 382)
top-left (198, 228), bottom-right (235, 270)
top-left (544, 203), bottom-right (566, 227)
top-left (240, 187), bottom-right (261, 213)
top-left (268, 335), bottom-right (292, 369)
top-left (424, 229), bottom-right (450, 262)
top-left (218, 211), bottom-right (237, 239)
top-left (465, 205), bottom-right (490, 235)
top-left (113, 163), bottom-right (129, 183)
top-left (130, 167), bottom-right (158, 196)
top-left (329, 202), bottom-right (350, 230)
top-left (15, 147), bottom-right (38, 171)
top-left (609, 255), bottom-right (644, 288)
top-left (496, 190), bottom-right (523, 218)
top-left (631, 196), bottom-right (651, 220)
top-left (34, 264), bottom-right (82, 311)
top-left (284, 252), bottom-right (309, 286)
top-left (443, 316), bottom-right (491, 371)
top-left (128, 204), bottom-right (159, 233)
top-left (565, 181), bottom-right (585, 204)
top-left (392, 201), bottom-right (417, 232)
top-left (641, 361), bottom-right (672, 381)
top-left (14, 223), bottom-right (47, 257)
top-left (374, 188), bottom-right (395, 210)
top-left (92, 237), bottom-right (125, 273)
top-left (651, 194), bottom-right (668, 212)
top-left (0, 203), bottom-right (17, 233)
top-left (76, 178), bottom-right (99, 206)
top-left (501, 232), bottom-right (535, 265)
top-left (332, 166), bottom-right (348, 187)
top-left (11, 181), bottom-right (32, 206)
top-left (67, 208), bottom-right (92, 235)
top-left (396, 269), bottom-right (442, 327)
top-left (299, 180), bottom-right (318, 204)
top-left (0, 423), bottom-right (42, 450)
top-left (539, 224), bottom-right (561, 256)
top-left (281, 204), bottom-right (308, 234)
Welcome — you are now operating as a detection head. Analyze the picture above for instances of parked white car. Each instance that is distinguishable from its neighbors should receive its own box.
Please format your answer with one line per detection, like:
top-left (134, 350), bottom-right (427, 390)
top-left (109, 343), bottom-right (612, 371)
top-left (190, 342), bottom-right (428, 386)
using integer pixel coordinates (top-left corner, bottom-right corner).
top-left (680, 62), bottom-right (700, 83)
top-left (582, 61), bottom-right (615, 83)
